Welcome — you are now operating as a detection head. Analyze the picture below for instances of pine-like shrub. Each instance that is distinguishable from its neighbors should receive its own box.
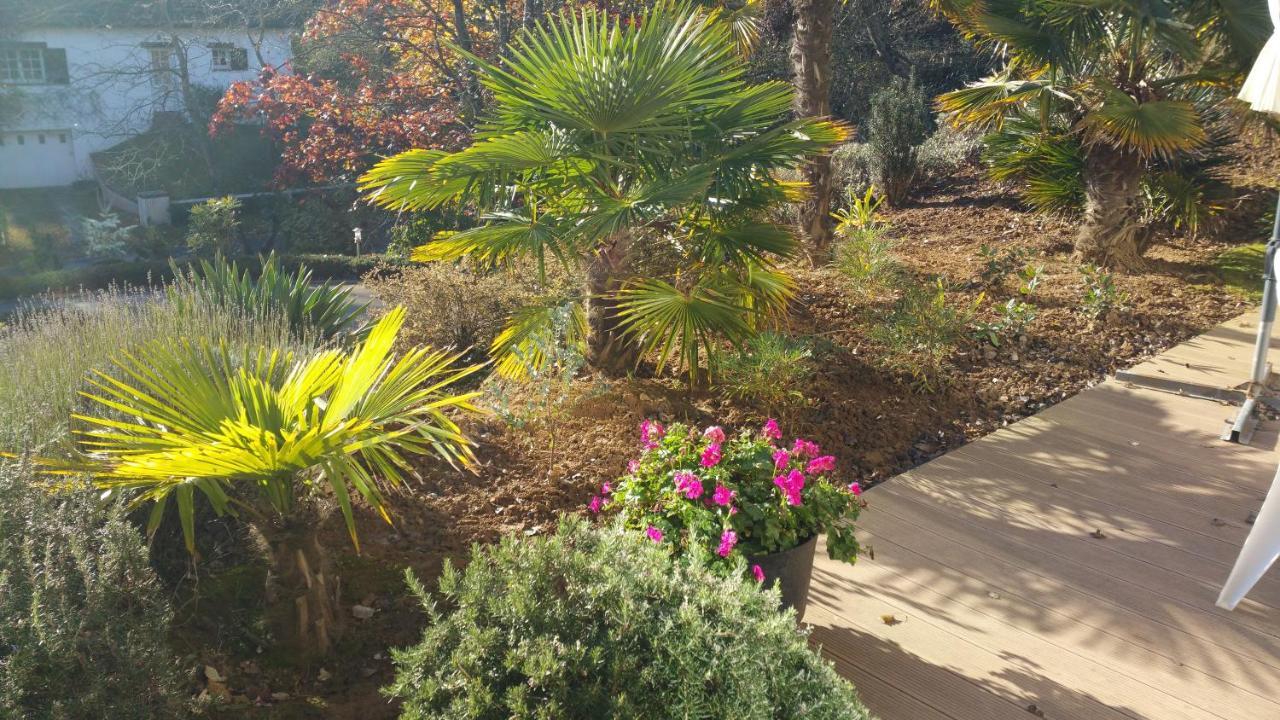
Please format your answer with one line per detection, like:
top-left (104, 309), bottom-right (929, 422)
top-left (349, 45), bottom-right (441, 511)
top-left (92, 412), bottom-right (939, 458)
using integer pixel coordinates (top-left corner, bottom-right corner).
top-left (387, 516), bottom-right (870, 720)
top-left (0, 462), bottom-right (187, 719)
top-left (865, 77), bottom-right (928, 206)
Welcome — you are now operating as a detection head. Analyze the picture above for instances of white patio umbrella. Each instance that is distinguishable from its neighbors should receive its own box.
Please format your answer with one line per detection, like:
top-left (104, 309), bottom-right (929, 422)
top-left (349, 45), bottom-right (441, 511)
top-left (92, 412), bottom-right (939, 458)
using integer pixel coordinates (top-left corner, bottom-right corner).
top-left (1217, 3), bottom-right (1280, 609)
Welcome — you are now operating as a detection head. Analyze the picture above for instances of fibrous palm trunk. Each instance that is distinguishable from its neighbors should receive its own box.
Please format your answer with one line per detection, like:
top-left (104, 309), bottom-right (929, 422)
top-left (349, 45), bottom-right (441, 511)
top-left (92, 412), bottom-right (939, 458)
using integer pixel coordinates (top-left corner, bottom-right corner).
top-left (584, 233), bottom-right (640, 376)
top-left (790, 0), bottom-right (837, 261)
top-left (254, 505), bottom-right (341, 657)
top-left (1076, 149), bottom-right (1148, 271)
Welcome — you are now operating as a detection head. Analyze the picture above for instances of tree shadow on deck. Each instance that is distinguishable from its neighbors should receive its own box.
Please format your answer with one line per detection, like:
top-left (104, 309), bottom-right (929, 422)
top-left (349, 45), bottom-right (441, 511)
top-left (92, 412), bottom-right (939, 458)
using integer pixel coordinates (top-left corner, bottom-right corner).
top-left (808, 381), bottom-right (1280, 719)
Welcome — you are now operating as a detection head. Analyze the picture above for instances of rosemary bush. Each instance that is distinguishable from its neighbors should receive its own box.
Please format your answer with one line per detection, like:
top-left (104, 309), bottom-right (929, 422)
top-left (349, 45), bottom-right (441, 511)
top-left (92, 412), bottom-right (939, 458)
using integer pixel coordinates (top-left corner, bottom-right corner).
top-left (0, 462), bottom-right (187, 719)
top-left (387, 516), bottom-right (870, 720)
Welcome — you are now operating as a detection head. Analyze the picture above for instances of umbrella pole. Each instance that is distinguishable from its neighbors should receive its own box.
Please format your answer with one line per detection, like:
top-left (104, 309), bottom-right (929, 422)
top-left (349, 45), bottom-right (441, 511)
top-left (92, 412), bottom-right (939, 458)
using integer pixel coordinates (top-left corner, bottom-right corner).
top-left (1224, 192), bottom-right (1280, 444)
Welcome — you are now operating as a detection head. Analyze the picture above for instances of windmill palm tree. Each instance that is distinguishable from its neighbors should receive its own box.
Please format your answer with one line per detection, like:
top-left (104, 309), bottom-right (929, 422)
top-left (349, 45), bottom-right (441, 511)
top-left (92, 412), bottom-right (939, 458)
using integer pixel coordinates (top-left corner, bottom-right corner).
top-left (360, 2), bottom-right (845, 382)
top-left (70, 307), bottom-right (481, 655)
top-left (791, 0), bottom-right (838, 258)
top-left (936, 0), bottom-right (1267, 270)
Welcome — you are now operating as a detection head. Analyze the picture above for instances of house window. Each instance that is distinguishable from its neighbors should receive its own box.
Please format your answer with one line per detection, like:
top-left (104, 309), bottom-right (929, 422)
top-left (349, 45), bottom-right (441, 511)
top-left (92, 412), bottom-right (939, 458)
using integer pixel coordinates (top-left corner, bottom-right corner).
top-left (148, 46), bottom-right (174, 91)
top-left (210, 45), bottom-right (248, 71)
top-left (0, 46), bottom-right (45, 84)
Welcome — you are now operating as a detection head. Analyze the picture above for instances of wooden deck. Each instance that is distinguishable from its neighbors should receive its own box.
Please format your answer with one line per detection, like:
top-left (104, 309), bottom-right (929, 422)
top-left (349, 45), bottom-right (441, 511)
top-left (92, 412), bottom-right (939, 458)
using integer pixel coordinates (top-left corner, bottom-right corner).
top-left (811, 311), bottom-right (1280, 720)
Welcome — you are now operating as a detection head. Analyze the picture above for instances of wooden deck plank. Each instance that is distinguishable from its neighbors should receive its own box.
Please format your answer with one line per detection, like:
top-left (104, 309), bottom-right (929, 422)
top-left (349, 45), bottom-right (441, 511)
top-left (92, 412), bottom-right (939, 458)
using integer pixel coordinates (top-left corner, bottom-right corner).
top-left (875, 478), bottom-right (1280, 636)
top-left (811, 559), bottom-right (1213, 720)
top-left (807, 604), bottom-right (1078, 720)
top-left (820, 526), bottom-right (1280, 715)
top-left (1115, 312), bottom-right (1272, 392)
top-left (815, 310), bottom-right (1280, 719)
top-left (844, 520), bottom-right (1280, 681)
top-left (912, 454), bottom-right (1279, 599)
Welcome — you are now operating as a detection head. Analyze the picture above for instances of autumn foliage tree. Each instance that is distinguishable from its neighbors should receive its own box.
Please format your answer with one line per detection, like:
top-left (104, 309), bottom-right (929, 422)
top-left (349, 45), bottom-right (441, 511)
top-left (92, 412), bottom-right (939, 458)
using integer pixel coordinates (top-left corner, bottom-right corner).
top-left (213, 0), bottom-right (539, 183)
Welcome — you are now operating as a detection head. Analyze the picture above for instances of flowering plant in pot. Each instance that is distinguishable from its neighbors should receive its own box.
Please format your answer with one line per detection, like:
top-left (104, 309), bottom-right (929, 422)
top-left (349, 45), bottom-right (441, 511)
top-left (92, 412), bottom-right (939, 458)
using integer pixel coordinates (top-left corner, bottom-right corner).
top-left (590, 418), bottom-right (864, 617)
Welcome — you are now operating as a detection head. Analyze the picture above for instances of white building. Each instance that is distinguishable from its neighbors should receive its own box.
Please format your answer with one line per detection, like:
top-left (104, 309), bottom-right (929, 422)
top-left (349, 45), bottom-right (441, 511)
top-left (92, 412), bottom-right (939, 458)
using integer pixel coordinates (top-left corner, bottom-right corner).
top-left (0, 26), bottom-right (292, 189)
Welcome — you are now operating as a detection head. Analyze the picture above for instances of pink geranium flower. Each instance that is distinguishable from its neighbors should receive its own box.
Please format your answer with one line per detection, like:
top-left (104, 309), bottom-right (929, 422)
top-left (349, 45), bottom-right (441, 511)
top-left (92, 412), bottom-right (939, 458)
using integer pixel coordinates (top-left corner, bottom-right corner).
top-left (711, 484), bottom-right (735, 506)
top-left (640, 419), bottom-right (665, 450)
top-left (627, 459), bottom-right (640, 474)
top-left (806, 455), bottom-right (836, 474)
top-left (703, 425), bottom-right (726, 444)
top-left (587, 495), bottom-right (603, 514)
top-left (791, 438), bottom-right (820, 458)
top-left (700, 443), bottom-right (722, 468)
top-left (751, 564), bottom-right (765, 582)
top-left (601, 482), bottom-right (613, 495)
top-left (646, 525), bottom-right (664, 543)
top-left (762, 418), bottom-right (782, 440)
top-left (674, 470), bottom-right (703, 499)
top-left (772, 448), bottom-right (790, 472)
top-left (848, 481), bottom-right (862, 496)
top-left (774, 469), bottom-right (806, 506)
top-left (717, 529), bottom-right (738, 558)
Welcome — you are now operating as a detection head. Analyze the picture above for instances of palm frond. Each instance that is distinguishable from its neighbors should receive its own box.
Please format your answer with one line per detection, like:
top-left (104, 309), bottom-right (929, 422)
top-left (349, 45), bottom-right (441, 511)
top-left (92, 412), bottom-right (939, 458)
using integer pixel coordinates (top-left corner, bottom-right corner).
top-left (72, 307), bottom-right (482, 553)
top-left (615, 277), bottom-right (752, 382)
top-left (1081, 92), bottom-right (1206, 157)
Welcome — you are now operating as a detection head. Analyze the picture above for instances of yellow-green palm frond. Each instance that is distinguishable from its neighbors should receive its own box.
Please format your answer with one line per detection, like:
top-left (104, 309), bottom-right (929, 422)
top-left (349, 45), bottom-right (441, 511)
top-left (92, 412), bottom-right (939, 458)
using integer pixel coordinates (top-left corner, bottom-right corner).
top-left (1081, 92), bottom-right (1206, 157)
top-left (615, 276), bottom-right (753, 383)
top-left (938, 78), bottom-right (1063, 130)
top-left (72, 306), bottom-right (483, 553)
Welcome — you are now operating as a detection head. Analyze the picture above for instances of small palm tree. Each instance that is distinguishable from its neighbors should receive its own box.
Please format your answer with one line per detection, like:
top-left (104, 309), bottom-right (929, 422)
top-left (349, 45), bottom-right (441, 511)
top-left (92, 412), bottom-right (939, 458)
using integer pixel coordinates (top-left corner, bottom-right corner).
top-left (360, 2), bottom-right (844, 382)
top-left (72, 307), bottom-right (480, 655)
top-left (936, 0), bottom-right (1266, 270)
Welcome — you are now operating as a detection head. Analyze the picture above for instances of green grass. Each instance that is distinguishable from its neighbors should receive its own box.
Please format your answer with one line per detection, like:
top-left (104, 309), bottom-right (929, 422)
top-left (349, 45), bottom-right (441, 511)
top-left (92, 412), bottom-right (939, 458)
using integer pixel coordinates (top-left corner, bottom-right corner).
top-left (0, 186), bottom-right (99, 271)
top-left (1213, 242), bottom-right (1267, 299)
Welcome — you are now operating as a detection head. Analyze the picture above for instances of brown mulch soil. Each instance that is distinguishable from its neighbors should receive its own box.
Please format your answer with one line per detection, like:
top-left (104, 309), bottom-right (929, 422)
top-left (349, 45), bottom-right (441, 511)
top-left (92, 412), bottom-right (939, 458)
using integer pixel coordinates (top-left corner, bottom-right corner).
top-left (198, 147), bottom-right (1278, 717)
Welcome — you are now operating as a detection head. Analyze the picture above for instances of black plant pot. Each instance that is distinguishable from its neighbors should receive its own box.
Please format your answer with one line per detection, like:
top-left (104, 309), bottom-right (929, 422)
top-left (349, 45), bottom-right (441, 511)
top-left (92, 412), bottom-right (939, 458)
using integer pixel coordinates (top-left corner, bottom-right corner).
top-left (748, 535), bottom-right (818, 620)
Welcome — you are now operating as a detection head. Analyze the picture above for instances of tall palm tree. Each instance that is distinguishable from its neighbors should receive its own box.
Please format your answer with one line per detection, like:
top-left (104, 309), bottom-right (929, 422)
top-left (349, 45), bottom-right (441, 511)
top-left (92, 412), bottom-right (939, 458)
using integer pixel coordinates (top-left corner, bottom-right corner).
top-left (936, 0), bottom-right (1267, 270)
top-left (70, 308), bottom-right (480, 656)
top-left (360, 2), bottom-right (845, 382)
top-left (790, 0), bottom-right (838, 259)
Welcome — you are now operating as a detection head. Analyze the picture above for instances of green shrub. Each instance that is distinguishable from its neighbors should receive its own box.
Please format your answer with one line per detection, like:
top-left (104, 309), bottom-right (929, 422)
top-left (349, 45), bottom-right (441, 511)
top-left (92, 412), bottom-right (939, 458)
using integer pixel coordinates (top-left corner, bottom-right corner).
top-left (835, 226), bottom-right (899, 298)
top-left (917, 120), bottom-right (984, 181)
top-left (186, 196), bottom-right (242, 257)
top-left (718, 331), bottom-right (814, 411)
top-left (0, 462), bottom-right (187, 719)
top-left (363, 260), bottom-right (560, 356)
top-left (865, 76), bottom-right (928, 206)
top-left (972, 297), bottom-right (1037, 347)
top-left (127, 224), bottom-right (184, 260)
top-left (1080, 264), bottom-right (1128, 319)
top-left (80, 212), bottom-right (135, 260)
top-left (167, 253), bottom-right (367, 341)
top-left (386, 516), bottom-right (870, 720)
top-left (976, 243), bottom-right (1036, 287)
top-left (872, 279), bottom-right (977, 391)
top-left (832, 142), bottom-right (873, 196)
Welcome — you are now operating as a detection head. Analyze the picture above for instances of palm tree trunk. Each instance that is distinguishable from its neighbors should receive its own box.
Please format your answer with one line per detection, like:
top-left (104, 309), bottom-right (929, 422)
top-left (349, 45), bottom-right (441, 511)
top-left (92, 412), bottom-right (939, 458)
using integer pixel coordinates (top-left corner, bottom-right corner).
top-left (790, 0), bottom-right (837, 261)
top-left (254, 506), bottom-right (341, 657)
top-left (1076, 149), bottom-right (1148, 271)
top-left (585, 234), bottom-right (639, 376)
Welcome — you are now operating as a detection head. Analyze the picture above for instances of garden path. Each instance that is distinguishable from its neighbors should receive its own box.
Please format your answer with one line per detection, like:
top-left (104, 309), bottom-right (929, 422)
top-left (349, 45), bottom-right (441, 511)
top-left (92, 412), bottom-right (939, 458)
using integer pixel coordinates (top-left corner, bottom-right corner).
top-left (811, 309), bottom-right (1280, 720)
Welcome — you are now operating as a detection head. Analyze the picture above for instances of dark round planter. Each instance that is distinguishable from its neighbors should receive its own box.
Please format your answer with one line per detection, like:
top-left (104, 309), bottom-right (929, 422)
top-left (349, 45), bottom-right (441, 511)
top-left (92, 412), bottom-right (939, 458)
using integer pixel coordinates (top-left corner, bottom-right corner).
top-left (748, 535), bottom-right (818, 620)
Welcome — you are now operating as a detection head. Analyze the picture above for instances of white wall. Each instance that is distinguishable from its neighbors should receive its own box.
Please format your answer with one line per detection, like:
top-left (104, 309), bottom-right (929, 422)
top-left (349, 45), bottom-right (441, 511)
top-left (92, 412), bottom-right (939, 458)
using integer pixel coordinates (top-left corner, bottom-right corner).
top-left (0, 27), bottom-right (292, 189)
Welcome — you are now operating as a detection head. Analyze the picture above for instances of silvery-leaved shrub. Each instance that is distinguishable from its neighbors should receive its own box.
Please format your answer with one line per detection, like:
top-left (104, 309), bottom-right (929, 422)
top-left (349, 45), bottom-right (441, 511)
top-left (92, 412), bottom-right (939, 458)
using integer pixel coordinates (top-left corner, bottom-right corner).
top-left (0, 462), bottom-right (187, 719)
top-left (386, 516), bottom-right (871, 720)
